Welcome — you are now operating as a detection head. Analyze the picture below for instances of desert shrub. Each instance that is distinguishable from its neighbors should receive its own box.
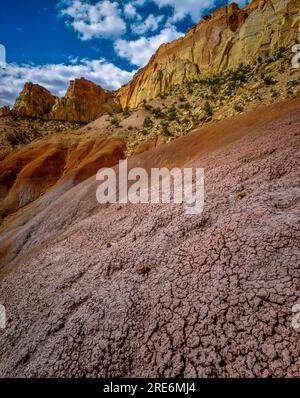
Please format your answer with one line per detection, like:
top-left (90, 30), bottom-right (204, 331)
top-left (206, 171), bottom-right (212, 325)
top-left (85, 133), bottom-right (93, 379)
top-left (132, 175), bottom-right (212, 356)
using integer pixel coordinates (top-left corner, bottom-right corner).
top-left (143, 102), bottom-right (152, 111)
top-left (157, 92), bottom-right (166, 99)
top-left (287, 80), bottom-right (299, 87)
top-left (167, 105), bottom-right (177, 121)
top-left (168, 111), bottom-right (177, 121)
top-left (160, 121), bottom-right (170, 135)
top-left (182, 102), bottom-right (191, 110)
top-left (179, 102), bottom-right (191, 110)
top-left (123, 106), bottom-right (131, 117)
top-left (191, 114), bottom-right (199, 123)
top-left (234, 103), bottom-right (244, 112)
top-left (273, 46), bottom-right (286, 60)
top-left (262, 74), bottom-right (276, 86)
top-left (151, 107), bottom-right (163, 118)
top-left (271, 88), bottom-right (279, 98)
top-left (110, 116), bottom-right (120, 127)
top-left (143, 116), bottom-right (153, 128)
top-left (203, 101), bottom-right (213, 117)
top-left (7, 129), bottom-right (41, 147)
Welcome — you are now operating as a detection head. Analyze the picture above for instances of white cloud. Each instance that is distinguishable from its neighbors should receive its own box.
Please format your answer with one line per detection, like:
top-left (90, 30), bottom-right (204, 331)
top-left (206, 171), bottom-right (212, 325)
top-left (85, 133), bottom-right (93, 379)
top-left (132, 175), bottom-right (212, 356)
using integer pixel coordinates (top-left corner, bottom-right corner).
top-left (133, 14), bottom-right (164, 35)
top-left (60, 0), bottom-right (126, 40)
top-left (124, 3), bottom-right (137, 19)
top-left (0, 60), bottom-right (135, 107)
top-left (114, 26), bottom-right (183, 67)
top-left (153, 0), bottom-right (216, 22)
top-left (153, 0), bottom-right (250, 22)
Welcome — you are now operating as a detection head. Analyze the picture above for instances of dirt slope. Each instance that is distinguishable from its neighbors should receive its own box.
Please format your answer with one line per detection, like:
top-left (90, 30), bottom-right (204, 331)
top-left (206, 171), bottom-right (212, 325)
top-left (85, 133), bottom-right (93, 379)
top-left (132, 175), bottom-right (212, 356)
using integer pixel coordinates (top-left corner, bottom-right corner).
top-left (0, 97), bottom-right (299, 377)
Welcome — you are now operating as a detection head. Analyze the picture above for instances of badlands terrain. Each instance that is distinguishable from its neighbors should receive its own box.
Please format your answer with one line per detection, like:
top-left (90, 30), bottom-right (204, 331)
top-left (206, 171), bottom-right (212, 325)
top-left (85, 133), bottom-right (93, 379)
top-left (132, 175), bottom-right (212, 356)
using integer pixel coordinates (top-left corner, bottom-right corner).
top-left (0, 0), bottom-right (299, 378)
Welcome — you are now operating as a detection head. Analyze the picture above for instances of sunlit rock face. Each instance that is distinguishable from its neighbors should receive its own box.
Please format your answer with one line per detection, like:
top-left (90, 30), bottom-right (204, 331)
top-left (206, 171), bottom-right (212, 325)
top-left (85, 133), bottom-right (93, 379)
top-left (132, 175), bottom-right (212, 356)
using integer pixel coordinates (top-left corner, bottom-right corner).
top-left (117, 0), bottom-right (300, 108)
top-left (12, 83), bottom-right (56, 118)
top-left (49, 77), bottom-right (121, 123)
top-left (12, 78), bottom-right (121, 123)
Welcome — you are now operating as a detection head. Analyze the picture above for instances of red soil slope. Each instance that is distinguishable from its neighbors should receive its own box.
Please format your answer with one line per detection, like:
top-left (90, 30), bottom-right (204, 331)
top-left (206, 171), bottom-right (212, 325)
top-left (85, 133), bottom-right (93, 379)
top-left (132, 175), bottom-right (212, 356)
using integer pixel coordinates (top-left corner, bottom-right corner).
top-left (0, 138), bottom-right (125, 220)
top-left (0, 97), bottom-right (299, 377)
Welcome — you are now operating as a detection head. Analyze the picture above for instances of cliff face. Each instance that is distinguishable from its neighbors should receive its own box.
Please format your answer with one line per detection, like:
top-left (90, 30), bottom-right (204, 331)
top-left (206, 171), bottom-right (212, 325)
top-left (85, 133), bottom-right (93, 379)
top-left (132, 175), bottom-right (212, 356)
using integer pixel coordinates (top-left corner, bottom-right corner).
top-left (117, 0), bottom-right (300, 108)
top-left (12, 83), bottom-right (56, 118)
top-left (49, 77), bottom-right (121, 123)
top-left (12, 78), bottom-right (121, 123)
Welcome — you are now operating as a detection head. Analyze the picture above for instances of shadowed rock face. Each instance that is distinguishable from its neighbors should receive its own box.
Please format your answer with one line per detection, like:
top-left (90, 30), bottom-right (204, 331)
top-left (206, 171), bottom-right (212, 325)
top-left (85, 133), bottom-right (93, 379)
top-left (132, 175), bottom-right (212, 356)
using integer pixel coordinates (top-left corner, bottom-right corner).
top-left (12, 83), bottom-right (56, 118)
top-left (117, 0), bottom-right (300, 107)
top-left (0, 97), bottom-right (299, 377)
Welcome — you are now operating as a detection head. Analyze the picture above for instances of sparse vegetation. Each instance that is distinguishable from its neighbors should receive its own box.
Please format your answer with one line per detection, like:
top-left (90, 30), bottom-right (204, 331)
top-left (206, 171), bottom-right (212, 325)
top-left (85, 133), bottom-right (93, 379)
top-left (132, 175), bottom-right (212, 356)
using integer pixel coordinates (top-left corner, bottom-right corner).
top-left (151, 107), bottom-right (163, 118)
top-left (7, 129), bottom-right (41, 147)
top-left (143, 102), bottom-right (152, 111)
top-left (123, 106), bottom-right (131, 117)
top-left (234, 103), bottom-right (244, 113)
top-left (262, 74), bottom-right (276, 86)
top-left (203, 101), bottom-right (213, 117)
top-left (110, 116), bottom-right (120, 127)
top-left (143, 116), bottom-right (153, 128)
top-left (160, 121), bottom-right (171, 135)
top-left (168, 108), bottom-right (177, 121)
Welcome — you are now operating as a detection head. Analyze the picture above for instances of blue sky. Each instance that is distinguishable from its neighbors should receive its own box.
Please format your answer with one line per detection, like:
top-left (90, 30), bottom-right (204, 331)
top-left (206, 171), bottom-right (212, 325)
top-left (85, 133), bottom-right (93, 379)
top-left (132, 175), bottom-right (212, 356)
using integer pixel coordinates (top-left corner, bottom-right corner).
top-left (0, 0), bottom-right (249, 107)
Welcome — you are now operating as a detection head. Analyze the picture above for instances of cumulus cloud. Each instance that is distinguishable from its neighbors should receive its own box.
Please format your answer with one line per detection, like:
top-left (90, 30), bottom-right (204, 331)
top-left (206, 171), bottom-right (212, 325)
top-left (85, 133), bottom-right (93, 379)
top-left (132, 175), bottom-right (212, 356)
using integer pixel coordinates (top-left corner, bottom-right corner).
top-left (133, 14), bottom-right (164, 35)
top-left (124, 3), bottom-right (138, 19)
top-left (59, 0), bottom-right (126, 40)
top-left (0, 60), bottom-right (135, 107)
top-left (152, 0), bottom-right (218, 22)
top-left (152, 0), bottom-right (250, 22)
top-left (115, 26), bottom-right (183, 67)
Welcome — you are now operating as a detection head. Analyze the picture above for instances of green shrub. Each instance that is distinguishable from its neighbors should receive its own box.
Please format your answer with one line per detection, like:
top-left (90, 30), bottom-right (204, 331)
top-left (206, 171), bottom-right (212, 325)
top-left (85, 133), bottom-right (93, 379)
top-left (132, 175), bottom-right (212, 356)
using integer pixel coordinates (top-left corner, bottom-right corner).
top-left (262, 74), bottom-right (276, 86)
top-left (110, 116), bottom-right (120, 127)
top-left (143, 102), bottom-right (152, 111)
top-left (160, 121), bottom-right (170, 135)
top-left (7, 129), bottom-right (41, 147)
top-left (143, 116), bottom-right (153, 128)
top-left (151, 107), bottom-right (163, 118)
top-left (123, 106), bottom-right (131, 117)
top-left (233, 103), bottom-right (244, 112)
top-left (168, 111), bottom-right (177, 121)
top-left (203, 101), bottom-right (213, 117)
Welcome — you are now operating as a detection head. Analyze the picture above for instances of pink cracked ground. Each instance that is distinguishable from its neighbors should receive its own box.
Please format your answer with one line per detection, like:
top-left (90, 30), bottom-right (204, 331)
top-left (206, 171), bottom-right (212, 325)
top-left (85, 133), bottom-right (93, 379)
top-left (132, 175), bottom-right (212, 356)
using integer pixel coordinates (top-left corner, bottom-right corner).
top-left (0, 97), bottom-right (299, 377)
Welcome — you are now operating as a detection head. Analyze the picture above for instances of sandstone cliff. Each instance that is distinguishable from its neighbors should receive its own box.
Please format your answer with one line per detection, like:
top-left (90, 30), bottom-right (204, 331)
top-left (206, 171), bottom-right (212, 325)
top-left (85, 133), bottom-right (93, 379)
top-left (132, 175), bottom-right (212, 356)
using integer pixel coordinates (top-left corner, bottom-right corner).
top-left (12, 83), bottom-right (56, 118)
top-left (12, 78), bottom-right (121, 123)
top-left (49, 77), bottom-right (121, 123)
top-left (117, 0), bottom-right (300, 108)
